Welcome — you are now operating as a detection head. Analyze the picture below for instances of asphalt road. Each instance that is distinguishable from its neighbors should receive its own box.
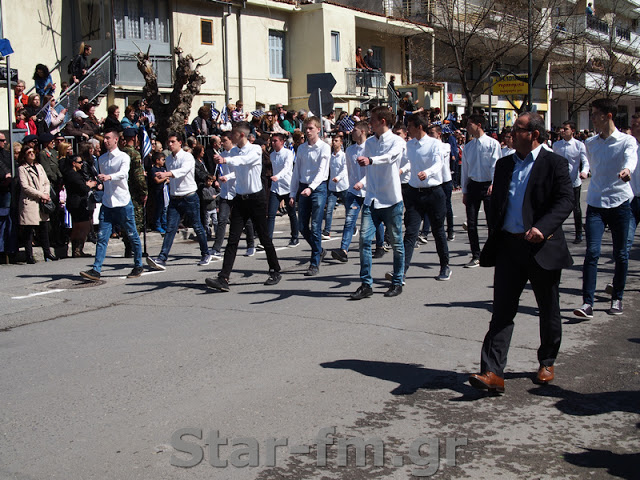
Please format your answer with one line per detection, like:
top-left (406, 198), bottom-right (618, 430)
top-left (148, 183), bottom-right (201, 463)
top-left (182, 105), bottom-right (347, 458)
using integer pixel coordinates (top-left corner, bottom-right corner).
top-left (1, 187), bottom-right (638, 480)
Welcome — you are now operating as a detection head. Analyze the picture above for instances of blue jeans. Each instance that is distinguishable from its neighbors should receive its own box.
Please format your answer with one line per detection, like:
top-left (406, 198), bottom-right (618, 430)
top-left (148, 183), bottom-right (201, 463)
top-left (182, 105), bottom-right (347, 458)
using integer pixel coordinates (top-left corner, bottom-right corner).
top-left (359, 201), bottom-right (404, 286)
top-left (340, 192), bottom-right (383, 252)
top-left (153, 188), bottom-right (167, 231)
top-left (297, 182), bottom-right (328, 267)
top-left (267, 191), bottom-right (298, 240)
top-left (93, 201), bottom-right (142, 272)
top-left (323, 190), bottom-right (346, 235)
top-left (582, 201), bottom-right (631, 304)
top-left (158, 193), bottom-right (209, 261)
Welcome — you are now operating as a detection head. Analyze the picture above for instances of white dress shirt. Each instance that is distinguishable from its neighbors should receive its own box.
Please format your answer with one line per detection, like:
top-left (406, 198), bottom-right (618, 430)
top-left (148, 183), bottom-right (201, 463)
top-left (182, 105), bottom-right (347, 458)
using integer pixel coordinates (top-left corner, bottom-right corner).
top-left (405, 134), bottom-right (444, 188)
top-left (270, 147), bottom-right (294, 195)
top-left (218, 149), bottom-right (236, 200)
top-left (225, 143), bottom-right (263, 195)
top-left (329, 150), bottom-right (348, 192)
top-left (290, 140), bottom-right (331, 197)
top-left (552, 138), bottom-right (590, 187)
top-left (166, 149), bottom-right (198, 197)
top-left (585, 129), bottom-right (638, 208)
top-left (98, 147), bottom-right (131, 208)
top-left (439, 142), bottom-right (453, 183)
top-left (398, 142), bottom-right (410, 184)
top-left (461, 133), bottom-right (502, 193)
top-left (362, 129), bottom-right (405, 208)
top-left (501, 146), bottom-right (516, 157)
top-left (345, 142), bottom-right (367, 197)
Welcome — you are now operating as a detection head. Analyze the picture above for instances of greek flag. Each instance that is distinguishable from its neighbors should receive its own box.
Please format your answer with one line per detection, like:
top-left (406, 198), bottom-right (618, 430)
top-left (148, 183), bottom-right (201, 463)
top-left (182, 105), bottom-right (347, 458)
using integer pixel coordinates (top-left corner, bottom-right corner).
top-left (250, 110), bottom-right (265, 118)
top-left (221, 105), bottom-right (229, 124)
top-left (338, 116), bottom-right (355, 132)
top-left (142, 128), bottom-right (152, 159)
top-left (44, 105), bottom-right (53, 127)
top-left (211, 108), bottom-right (220, 121)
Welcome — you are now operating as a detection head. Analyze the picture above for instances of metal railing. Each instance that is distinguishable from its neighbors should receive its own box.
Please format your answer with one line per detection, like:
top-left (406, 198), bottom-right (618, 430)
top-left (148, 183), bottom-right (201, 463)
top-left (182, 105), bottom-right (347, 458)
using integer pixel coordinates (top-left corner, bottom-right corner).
top-left (586, 15), bottom-right (609, 35)
top-left (36, 49), bottom-right (114, 131)
top-left (345, 69), bottom-right (387, 98)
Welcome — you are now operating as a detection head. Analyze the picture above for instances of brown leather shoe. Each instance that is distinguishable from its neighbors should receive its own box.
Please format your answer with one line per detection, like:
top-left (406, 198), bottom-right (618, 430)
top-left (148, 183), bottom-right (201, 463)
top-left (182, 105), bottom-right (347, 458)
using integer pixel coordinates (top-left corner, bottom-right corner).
top-left (469, 372), bottom-right (505, 393)
top-left (535, 365), bottom-right (554, 384)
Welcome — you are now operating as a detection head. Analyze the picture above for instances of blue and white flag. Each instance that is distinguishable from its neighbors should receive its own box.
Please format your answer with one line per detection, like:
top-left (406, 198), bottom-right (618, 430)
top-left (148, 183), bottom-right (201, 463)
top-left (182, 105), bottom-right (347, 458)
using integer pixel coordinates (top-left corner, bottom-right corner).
top-left (44, 105), bottom-right (52, 127)
top-left (142, 128), bottom-right (152, 159)
top-left (338, 116), bottom-right (355, 132)
top-left (211, 108), bottom-right (220, 121)
top-left (221, 105), bottom-right (229, 124)
top-left (250, 110), bottom-right (265, 118)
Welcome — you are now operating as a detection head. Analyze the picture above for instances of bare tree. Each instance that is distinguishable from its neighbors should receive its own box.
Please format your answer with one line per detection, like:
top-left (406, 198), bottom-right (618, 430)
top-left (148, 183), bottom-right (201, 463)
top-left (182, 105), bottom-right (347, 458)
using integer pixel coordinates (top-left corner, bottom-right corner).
top-left (134, 36), bottom-right (210, 143)
top-left (550, 1), bottom-right (640, 120)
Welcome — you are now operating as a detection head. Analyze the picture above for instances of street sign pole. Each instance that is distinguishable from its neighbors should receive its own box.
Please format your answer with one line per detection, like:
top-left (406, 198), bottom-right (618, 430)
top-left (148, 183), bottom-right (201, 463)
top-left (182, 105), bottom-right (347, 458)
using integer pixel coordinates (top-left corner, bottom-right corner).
top-left (6, 55), bottom-right (14, 176)
top-left (318, 88), bottom-right (324, 137)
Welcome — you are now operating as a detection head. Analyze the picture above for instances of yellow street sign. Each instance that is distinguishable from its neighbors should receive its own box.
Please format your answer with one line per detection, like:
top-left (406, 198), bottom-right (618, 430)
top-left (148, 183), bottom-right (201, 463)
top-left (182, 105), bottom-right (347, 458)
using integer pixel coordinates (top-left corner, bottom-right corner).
top-left (492, 75), bottom-right (528, 95)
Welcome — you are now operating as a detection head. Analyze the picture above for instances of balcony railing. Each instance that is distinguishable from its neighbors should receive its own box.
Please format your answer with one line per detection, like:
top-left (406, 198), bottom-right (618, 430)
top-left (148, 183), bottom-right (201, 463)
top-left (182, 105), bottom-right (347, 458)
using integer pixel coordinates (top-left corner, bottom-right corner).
top-left (345, 69), bottom-right (387, 98)
top-left (615, 25), bottom-right (631, 42)
top-left (586, 15), bottom-right (609, 35)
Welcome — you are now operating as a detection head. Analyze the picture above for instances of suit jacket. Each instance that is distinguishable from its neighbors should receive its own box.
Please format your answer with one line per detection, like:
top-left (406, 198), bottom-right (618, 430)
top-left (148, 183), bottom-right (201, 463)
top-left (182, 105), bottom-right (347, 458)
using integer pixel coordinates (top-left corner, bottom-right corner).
top-left (480, 148), bottom-right (574, 271)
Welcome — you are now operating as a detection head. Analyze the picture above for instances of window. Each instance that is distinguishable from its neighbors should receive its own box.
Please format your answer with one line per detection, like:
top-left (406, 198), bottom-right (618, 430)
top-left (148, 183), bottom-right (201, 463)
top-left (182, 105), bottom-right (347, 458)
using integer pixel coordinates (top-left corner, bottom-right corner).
top-left (113, 0), bottom-right (169, 43)
top-left (269, 30), bottom-right (286, 79)
top-left (331, 31), bottom-right (340, 62)
top-left (201, 19), bottom-right (213, 45)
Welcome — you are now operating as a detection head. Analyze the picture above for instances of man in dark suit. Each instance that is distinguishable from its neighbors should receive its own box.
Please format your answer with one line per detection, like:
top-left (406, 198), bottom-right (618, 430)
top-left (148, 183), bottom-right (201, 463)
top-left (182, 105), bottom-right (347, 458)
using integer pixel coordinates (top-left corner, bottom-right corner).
top-left (468, 112), bottom-right (574, 394)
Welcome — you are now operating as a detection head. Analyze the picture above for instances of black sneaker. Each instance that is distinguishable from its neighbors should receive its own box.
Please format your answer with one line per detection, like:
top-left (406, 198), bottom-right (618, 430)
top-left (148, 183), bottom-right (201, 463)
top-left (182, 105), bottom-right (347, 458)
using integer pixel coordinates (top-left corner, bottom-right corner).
top-left (373, 248), bottom-right (386, 259)
top-left (288, 239), bottom-right (299, 247)
top-left (305, 265), bottom-right (319, 276)
top-left (320, 248), bottom-right (327, 261)
top-left (80, 269), bottom-right (101, 281)
top-left (127, 266), bottom-right (145, 278)
top-left (331, 249), bottom-right (348, 263)
top-left (436, 266), bottom-right (452, 281)
top-left (464, 258), bottom-right (480, 268)
top-left (350, 283), bottom-right (373, 300)
top-left (205, 276), bottom-right (230, 292)
top-left (447, 232), bottom-right (455, 241)
top-left (384, 284), bottom-right (403, 297)
top-left (609, 299), bottom-right (623, 315)
top-left (264, 270), bottom-right (282, 286)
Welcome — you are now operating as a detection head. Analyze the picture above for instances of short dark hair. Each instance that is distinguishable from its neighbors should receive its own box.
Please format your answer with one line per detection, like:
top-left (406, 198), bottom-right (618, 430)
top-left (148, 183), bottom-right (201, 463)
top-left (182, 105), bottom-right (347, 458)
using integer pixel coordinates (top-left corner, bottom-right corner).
top-left (591, 97), bottom-right (618, 117)
top-left (392, 122), bottom-right (407, 134)
top-left (167, 131), bottom-right (184, 143)
top-left (232, 121), bottom-right (251, 136)
top-left (429, 124), bottom-right (443, 135)
top-left (107, 104), bottom-right (119, 116)
top-left (467, 114), bottom-right (487, 130)
top-left (562, 121), bottom-right (577, 132)
top-left (370, 106), bottom-right (394, 127)
top-left (353, 120), bottom-right (369, 132)
top-left (406, 111), bottom-right (429, 131)
top-left (632, 113), bottom-right (640, 121)
top-left (520, 112), bottom-right (546, 139)
top-left (271, 133), bottom-right (287, 142)
top-left (152, 151), bottom-right (165, 163)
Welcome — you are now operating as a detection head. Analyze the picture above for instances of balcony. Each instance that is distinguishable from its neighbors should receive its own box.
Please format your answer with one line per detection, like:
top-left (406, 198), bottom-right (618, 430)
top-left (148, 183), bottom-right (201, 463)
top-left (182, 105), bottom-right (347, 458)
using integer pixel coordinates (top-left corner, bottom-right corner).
top-left (345, 69), bottom-right (387, 98)
top-left (114, 53), bottom-right (173, 87)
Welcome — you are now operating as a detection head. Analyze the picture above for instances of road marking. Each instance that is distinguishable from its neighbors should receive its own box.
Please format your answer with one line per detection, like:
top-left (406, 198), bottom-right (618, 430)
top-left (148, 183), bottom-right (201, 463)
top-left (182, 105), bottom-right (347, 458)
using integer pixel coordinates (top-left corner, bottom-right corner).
top-left (12, 289), bottom-right (67, 300)
top-left (117, 271), bottom-right (163, 280)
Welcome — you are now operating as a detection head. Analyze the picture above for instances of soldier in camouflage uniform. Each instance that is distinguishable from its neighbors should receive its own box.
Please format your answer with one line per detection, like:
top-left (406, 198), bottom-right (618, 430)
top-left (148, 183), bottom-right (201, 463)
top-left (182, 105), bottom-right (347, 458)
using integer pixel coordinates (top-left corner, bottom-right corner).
top-left (122, 128), bottom-right (148, 256)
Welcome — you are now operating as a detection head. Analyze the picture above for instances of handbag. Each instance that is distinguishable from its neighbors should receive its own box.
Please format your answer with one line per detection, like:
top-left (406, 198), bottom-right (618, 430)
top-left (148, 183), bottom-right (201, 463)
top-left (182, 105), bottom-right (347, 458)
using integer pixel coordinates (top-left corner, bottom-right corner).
top-left (40, 199), bottom-right (56, 215)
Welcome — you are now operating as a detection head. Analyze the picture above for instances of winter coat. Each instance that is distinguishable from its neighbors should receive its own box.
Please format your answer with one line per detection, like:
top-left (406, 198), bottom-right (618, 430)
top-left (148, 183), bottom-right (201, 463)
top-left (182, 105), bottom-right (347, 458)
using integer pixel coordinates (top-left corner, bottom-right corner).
top-left (18, 163), bottom-right (50, 225)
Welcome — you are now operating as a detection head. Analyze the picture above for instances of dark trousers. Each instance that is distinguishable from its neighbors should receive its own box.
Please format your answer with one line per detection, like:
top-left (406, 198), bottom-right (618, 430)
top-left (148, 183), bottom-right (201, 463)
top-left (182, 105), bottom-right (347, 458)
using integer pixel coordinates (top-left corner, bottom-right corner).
top-left (480, 234), bottom-right (562, 376)
top-left (219, 192), bottom-right (280, 279)
top-left (213, 198), bottom-right (254, 252)
top-left (403, 185), bottom-right (449, 271)
top-left (573, 186), bottom-right (583, 239)
top-left (465, 180), bottom-right (493, 259)
top-left (23, 222), bottom-right (51, 259)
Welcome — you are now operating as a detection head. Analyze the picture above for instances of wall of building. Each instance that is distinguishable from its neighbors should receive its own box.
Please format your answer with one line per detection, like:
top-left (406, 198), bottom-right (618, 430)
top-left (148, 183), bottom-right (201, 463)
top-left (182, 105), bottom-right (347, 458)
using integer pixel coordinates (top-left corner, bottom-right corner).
top-left (1, 0), bottom-right (72, 131)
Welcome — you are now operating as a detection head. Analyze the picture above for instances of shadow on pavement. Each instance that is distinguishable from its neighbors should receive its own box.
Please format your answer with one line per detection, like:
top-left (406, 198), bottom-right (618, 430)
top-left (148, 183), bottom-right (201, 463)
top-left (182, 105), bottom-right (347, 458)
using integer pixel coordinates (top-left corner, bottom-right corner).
top-left (563, 449), bottom-right (640, 480)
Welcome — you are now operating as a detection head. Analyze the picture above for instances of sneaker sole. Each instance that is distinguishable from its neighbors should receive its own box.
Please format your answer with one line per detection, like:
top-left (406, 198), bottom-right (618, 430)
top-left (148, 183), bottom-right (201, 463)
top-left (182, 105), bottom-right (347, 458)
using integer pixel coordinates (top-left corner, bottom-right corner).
top-left (436, 275), bottom-right (451, 281)
top-left (80, 272), bottom-right (100, 281)
top-left (146, 258), bottom-right (166, 271)
top-left (573, 309), bottom-right (593, 319)
top-left (205, 278), bottom-right (230, 292)
top-left (608, 310), bottom-right (623, 316)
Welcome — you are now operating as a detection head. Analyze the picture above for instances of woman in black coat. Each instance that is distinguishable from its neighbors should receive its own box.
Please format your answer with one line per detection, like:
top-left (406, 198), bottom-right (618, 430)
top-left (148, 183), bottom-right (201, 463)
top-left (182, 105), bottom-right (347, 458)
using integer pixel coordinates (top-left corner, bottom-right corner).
top-left (63, 154), bottom-right (98, 257)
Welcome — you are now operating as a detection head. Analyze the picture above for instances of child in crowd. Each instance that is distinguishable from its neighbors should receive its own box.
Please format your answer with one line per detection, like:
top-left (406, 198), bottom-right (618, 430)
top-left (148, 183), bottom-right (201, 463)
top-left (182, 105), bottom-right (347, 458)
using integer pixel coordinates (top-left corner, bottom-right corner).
top-left (322, 135), bottom-right (348, 240)
top-left (150, 151), bottom-right (168, 234)
top-left (201, 174), bottom-right (218, 240)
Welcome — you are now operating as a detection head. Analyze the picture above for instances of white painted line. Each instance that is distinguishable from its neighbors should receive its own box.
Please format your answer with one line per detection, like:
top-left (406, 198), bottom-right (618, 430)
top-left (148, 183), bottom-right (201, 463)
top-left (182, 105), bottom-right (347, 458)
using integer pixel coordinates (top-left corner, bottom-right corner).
top-left (117, 270), bottom-right (163, 280)
top-left (12, 289), bottom-right (67, 300)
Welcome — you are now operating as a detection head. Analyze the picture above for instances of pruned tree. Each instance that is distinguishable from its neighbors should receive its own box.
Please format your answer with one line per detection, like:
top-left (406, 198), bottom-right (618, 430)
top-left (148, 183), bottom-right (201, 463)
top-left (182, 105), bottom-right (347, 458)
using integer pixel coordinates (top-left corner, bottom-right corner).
top-left (134, 35), bottom-right (210, 143)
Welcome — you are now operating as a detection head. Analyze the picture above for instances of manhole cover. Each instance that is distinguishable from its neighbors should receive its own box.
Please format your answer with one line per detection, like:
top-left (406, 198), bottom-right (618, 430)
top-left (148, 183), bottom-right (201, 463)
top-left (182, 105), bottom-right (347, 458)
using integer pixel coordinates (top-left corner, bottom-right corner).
top-left (47, 279), bottom-right (106, 289)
